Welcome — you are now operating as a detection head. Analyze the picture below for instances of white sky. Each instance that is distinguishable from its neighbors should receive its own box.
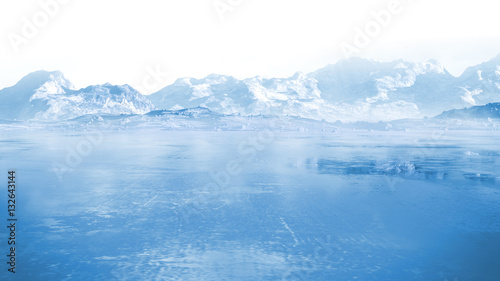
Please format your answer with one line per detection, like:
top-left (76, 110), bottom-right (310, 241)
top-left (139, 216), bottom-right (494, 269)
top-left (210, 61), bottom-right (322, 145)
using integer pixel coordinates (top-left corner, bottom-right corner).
top-left (1, 0), bottom-right (500, 94)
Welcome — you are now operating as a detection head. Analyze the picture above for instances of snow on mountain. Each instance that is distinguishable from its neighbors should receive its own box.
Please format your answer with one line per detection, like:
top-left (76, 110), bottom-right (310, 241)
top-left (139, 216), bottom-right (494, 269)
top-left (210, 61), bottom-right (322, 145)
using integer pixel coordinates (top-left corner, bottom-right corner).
top-left (4, 55), bottom-right (500, 122)
top-left (310, 58), bottom-right (463, 119)
top-left (148, 57), bottom-right (471, 122)
top-left (148, 72), bottom-right (346, 121)
top-left (0, 70), bottom-right (74, 120)
top-left (37, 83), bottom-right (155, 120)
top-left (0, 71), bottom-right (155, 121)
top-left (312, 58), bottom-right (449, 100)
top-left (456, 54), bottom-right (500, 106)
top-left (147, 74), bottom-right (253, 115)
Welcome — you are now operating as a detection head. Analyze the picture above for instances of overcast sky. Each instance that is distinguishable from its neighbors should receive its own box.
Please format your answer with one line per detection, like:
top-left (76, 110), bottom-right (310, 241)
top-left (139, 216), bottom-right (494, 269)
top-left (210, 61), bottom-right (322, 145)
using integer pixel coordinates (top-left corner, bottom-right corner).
top-left (1, 0), bottom-right (500, 94)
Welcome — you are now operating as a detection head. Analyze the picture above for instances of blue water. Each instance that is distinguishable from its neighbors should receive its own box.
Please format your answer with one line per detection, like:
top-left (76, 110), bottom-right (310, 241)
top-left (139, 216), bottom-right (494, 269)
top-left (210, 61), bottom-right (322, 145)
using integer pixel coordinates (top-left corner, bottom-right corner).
top-left (1, 126), bottom-right (499, 280)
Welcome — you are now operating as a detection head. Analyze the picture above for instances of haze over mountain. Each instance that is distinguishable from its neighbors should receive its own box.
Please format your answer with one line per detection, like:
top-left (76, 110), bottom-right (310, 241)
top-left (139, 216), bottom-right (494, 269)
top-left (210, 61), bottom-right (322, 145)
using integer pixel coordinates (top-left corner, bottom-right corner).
top-left (2, 55), bottom-right (500, 122)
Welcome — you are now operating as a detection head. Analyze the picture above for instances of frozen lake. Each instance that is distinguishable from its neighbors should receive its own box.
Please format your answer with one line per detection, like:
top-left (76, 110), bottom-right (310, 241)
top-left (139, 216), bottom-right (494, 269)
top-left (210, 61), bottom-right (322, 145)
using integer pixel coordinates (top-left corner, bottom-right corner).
top-left (1, 125), bottom-right (499, 280)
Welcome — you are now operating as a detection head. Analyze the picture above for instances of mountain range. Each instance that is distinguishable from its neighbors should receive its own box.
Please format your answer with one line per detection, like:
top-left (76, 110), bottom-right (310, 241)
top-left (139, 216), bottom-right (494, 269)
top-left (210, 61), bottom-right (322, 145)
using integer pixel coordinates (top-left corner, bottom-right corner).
top-left (436, 102), bottom-right (500, 120)
top-left (2, 55), bottom-right (500, 122)
top-left (0, 71), bottom-right (154, 121)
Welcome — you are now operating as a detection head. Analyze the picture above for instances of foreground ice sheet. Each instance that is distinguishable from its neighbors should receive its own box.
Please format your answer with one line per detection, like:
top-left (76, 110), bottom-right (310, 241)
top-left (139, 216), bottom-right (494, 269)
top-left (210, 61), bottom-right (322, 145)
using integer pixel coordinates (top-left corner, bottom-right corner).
top-left (0, 123), bottom-right (499, 280)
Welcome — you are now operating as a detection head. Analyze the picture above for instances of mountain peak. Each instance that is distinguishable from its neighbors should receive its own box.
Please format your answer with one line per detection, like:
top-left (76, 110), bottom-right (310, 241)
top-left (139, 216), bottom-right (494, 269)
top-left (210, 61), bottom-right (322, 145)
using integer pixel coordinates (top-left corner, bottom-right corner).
top-left (291, 71), bottom-right (308, 80)
top-left (473, 53), bottom-right (500, 66)
top-left (338, 56), bottom-right (375, 64)
top-left (15, 70), bottom-right (69, 88)
top-left (80, 83), bottom-right (140, 96)
top-left (426, 58), bottom-right (440, 65)
top-left (489, 52), bottom-right (500, 63)
top-left (315, 57), bottom-right (399, 76)
top-left (459, 53), bottom-right (500, 79)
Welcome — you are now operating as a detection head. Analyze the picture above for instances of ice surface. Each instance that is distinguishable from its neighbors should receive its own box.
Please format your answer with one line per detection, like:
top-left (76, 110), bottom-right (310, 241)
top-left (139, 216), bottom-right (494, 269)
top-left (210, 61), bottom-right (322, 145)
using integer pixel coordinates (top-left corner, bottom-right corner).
top-left (0, 122), bottom-right (499, 280)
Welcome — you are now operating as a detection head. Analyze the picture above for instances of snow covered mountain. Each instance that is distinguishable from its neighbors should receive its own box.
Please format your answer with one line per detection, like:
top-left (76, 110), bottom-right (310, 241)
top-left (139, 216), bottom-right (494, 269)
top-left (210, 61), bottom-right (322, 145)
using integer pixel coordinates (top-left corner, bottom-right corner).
top-left (310, 58), bottom-right (463, 117)
top-left (4, 55), bottom-right (500, 122)
top-left (456, 54), bottom-right (500, 106)
top-left (147, 69), bottom-right (420, 122)
top-left (147, 56), bottom-right (500, 122)
top-left (0, 70), bottom-right (155, 121)
top-left (147, 72), bottom-right (343, 121)
top-left (0, 70), bottom-right (74, 120)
